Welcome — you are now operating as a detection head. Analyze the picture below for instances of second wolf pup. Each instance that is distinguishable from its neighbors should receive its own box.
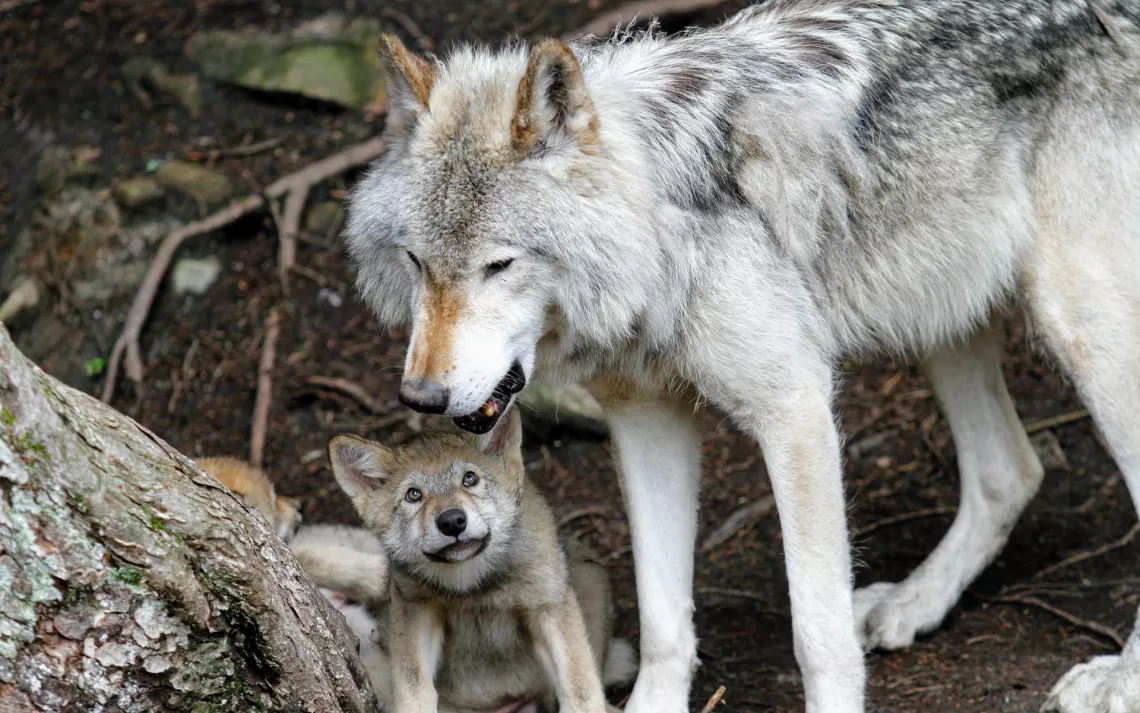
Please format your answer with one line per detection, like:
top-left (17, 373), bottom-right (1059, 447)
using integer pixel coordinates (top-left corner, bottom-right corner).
top-left (328, 408), bottom-right (633, 713)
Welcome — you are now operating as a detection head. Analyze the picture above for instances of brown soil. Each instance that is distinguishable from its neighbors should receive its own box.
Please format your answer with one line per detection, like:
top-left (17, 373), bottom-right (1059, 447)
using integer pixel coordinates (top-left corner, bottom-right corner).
top-left (2, 2), bottom-right (1136, 712)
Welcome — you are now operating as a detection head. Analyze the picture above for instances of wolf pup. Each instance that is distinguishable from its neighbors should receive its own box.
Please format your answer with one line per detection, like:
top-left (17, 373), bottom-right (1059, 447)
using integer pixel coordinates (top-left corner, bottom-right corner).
top-left (345, 4), bottom-right (1140, 712)
top-left (196, 456), bottom-right (302, 540)
top-left (327, 408), bottom-right (634, 713)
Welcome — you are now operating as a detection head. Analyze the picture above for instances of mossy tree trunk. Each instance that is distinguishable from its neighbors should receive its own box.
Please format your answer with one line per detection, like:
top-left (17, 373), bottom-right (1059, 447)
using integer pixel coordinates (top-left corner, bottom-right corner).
top-left (0, 325), bottom-right (378, 713)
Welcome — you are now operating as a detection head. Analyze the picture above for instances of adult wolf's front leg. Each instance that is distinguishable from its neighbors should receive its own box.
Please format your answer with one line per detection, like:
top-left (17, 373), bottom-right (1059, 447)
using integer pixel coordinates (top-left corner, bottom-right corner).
top-left (746, 383), bottom-right (865, 713)
top-left (603, 395), bottom-right (703, 713)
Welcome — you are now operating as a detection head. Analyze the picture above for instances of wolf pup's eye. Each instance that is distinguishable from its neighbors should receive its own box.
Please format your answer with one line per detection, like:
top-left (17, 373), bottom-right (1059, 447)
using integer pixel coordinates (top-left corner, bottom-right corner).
top-left (406, 251), bottom-right (422, 271)
top-left (462, 471), bottom-right (479, 488)
top-left (485, 259), bottom-right (513, 278)
top-left (405, 487), bottom-right (422, 503)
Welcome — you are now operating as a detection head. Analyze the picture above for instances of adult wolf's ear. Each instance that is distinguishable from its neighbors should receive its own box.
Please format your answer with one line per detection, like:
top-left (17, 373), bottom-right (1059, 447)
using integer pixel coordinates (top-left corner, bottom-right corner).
top-left (511, 39), bottom-right (600, 157)
top-left (378, 33), bottom-right (437, 130)
top-left (328, 435), bottom-right (396, 515)
top-left (476, 407), bottom-right (524, 461)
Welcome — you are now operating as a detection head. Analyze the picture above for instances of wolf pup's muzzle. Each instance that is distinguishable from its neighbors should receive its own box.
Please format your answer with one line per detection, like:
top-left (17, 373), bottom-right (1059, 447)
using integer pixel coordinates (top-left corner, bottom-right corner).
top-left (451, 361), bottom-right (527, 434)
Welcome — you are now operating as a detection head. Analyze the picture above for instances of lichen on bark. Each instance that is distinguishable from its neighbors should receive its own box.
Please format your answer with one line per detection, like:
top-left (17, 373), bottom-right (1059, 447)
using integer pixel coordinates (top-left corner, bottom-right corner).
top-left (0, 324), bottom-right (377, 712)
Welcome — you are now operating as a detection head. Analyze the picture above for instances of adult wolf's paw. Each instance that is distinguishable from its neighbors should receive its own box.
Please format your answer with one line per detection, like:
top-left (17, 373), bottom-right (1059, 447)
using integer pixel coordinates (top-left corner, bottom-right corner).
top-left (853, 582), bottom-right (922, 651)
top-left (1042, 655), bottom-right (1140, 713)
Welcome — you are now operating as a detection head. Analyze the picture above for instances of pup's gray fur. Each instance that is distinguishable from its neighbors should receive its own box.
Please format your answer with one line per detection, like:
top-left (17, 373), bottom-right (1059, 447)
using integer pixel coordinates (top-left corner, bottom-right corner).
top-left (345, 3), bottom-right (1140, 711)
top-left (326, 409), bottom-right (636, 713)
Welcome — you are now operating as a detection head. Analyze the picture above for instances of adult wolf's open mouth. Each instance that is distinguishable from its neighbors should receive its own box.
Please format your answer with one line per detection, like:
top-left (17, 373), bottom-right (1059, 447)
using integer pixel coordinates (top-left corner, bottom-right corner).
top-left (452, 361), bottom-right (526, 434)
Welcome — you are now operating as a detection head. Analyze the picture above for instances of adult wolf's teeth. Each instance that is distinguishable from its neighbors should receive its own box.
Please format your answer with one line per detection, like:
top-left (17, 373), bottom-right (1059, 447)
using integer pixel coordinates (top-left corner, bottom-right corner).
top-left (482, 402), bottom-right (496, 417)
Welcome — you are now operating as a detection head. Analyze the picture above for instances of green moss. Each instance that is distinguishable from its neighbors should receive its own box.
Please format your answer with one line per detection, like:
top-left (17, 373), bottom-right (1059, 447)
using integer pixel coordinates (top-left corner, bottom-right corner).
top-left (72, 493), bottom-right (87, 514)
top-left (150, 515), bottom-right (168, 532)
top-left (1, 407), bottom-right (14, 428)
top-left (113, 566), bottom-right (145, 586)
top-left (14, 431), bottom-right (48, 458)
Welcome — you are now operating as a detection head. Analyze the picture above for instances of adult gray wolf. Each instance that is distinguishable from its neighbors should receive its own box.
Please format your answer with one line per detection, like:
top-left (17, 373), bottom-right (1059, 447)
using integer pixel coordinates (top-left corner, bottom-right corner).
top-left (343, 2), bottom-right (1140, 711)
top-left (325, 409), bottom-right (636, 713)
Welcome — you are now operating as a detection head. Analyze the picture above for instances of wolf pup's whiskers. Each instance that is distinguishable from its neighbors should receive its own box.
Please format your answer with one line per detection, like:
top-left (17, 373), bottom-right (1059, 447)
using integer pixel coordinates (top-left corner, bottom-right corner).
top-left (327, 408), bottom-right (635, 713)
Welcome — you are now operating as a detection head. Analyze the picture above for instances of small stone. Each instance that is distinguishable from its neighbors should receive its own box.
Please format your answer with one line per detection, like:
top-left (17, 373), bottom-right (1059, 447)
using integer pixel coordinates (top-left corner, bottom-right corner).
top-left (171, 257), bottom-right (222, 296)
top-left (155, 161), bottom-right (233, 205)
top-left (35, 145), bottom-right (101, 195)
top-left (305, 201), bottom-right (343, 235)
top-left (112, 177), bottom-right (166, 209)
top-left (122, 57), bottom-right (203, 117)
top-left (316, 287), bottom-right (342, 308)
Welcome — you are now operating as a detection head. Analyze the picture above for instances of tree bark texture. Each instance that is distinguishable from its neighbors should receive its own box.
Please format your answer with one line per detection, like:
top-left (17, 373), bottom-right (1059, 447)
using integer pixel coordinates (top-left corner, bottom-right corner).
top-left (0, 325), bottom-right (379, 713)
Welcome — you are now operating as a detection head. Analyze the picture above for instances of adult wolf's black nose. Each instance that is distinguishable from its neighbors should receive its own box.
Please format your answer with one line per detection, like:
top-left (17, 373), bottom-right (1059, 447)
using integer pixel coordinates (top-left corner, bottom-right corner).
top-left (399, 379), bottom-right (449, 414)
top-left (436, 508), bottom-right (467, 537)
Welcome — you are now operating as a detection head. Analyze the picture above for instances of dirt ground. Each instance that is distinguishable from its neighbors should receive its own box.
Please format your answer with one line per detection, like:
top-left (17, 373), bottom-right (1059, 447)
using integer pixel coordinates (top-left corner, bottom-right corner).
top-left (2, 1), bottom-right (1138, 712)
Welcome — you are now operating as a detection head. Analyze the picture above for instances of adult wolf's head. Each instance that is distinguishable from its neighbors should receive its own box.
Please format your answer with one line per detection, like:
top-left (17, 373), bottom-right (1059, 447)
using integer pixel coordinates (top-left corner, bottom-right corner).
top-left (345, 34), bottom-right (663, 433)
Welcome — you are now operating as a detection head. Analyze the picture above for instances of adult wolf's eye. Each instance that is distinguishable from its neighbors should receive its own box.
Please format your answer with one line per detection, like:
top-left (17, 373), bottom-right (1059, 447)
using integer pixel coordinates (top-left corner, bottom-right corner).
top-left (405, 487), bottom-right (422, 503)
top-left (485, 259), bottom-right (513, 278)
top-left (406, 251), bottom-right (422, 271)
top-left (462, 471), bottom-right (479, 488)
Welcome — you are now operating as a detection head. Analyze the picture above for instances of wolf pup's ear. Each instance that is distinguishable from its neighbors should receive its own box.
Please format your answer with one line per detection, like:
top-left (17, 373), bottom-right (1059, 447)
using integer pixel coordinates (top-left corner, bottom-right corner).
top-left (511, 39), bottom-right (599, 157)
top-left (378, 33), bottom-right (437, 128)
top-left (476, 406), bottom-right (524, 458)
top-left (328, 435), bottom-right (394, 501)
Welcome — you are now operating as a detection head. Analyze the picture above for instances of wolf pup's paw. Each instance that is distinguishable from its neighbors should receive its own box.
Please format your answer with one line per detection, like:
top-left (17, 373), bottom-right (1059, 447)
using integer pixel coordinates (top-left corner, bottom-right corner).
top-left (853, 581), bottom-right (927, 651)
top-left (1042, 654), bottom-right (1140, 713)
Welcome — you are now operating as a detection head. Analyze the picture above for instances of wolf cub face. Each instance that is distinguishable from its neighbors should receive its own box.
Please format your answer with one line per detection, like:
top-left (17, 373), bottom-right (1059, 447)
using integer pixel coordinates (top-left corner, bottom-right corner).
top-left (329, 408), bottom-right (526, 592)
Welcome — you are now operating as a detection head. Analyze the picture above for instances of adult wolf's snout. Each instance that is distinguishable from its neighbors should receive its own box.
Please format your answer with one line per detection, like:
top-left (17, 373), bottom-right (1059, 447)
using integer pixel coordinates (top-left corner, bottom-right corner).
top-left (399, 378), bottom-right (449, 414)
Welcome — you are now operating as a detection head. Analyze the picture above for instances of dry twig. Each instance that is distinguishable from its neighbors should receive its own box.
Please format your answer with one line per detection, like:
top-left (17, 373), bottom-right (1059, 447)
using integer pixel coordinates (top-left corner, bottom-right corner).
top-left (305, 376), bottom-right (393, 415)
top-left (700, 495), bottom-right (776, 552)
top-left (101, 137), bottom-right (385, 404)
top-left (991, 594), bottom-right (1124, 649)
top-left (1023, 409), bottom-right (1091, 434)
top-left (697, 685), bottom-right (727, 713)
top-left (563, 0), bottom-right (726, 40)
top-left (188, 136), bottom-right (285, 162)
top-left (1033, 522), bottom-right (1140, 580)
top-left (250, 308), bottom-right (281, 468)
top-left (855, 507), bottom-right (957, 537)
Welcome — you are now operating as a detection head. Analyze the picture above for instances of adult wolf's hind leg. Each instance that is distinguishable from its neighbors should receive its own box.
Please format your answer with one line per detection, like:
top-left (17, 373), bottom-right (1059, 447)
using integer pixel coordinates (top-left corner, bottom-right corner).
top-left (1024, 217), bottom-right (1140, 713)
top-left (854, 321), bottom-right (1045, 650)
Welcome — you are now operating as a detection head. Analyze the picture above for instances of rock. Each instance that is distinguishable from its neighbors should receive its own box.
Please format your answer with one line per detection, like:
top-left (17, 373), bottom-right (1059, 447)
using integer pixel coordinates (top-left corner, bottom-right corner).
top-left (305, 201), bottom-right (344, 235)
top-left (122, 57), bottom-right (203, 118)
top-left (22, 186), bottom-right (181, 307)
top-left (36, 145), bottom-right (101, 196)
top-left (184, 14), bottom-right (387, 110)
top-left (517, 383), bottom-right (608, 441)
top-left (1030, 430), bottom-right (1070, 471)
top-left (171, 257), bottom-right (223, 296)
top-left (0, 276), bottom-right (41, 325)
top-left (155, 161), bottom-right (233, 205)
top-left (112, 177), bottom-right (166, 209)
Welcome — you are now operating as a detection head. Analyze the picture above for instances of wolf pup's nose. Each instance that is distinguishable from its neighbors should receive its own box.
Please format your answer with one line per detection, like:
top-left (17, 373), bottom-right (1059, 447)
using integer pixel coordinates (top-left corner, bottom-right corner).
top-left (399, 379), bottom-right (449, 414)
top-left (436, 508), bottom-right (467, 537)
